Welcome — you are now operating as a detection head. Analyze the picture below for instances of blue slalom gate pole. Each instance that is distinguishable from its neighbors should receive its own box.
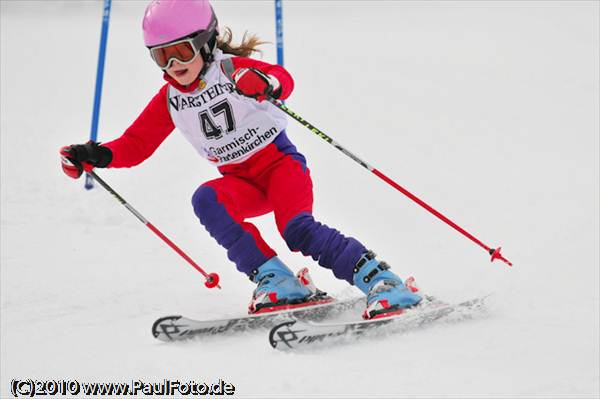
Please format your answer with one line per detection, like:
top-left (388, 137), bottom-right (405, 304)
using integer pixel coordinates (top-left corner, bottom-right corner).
top-left (275, 0), bottom-right (284, 67)
top-left (85, 0), bottom-right (112, 190)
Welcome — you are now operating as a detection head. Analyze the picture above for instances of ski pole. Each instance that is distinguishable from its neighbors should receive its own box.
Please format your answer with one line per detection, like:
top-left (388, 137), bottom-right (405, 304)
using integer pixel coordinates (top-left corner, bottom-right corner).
top-left (268, 98), bottom-right (512, 267)
top-left (87, 170), bottom-right (222, 288)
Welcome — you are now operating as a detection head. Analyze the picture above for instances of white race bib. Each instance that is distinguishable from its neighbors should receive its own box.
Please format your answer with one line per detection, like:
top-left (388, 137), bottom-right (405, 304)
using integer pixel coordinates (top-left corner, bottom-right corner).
top-left (167, 51), bottom-right (287, 165)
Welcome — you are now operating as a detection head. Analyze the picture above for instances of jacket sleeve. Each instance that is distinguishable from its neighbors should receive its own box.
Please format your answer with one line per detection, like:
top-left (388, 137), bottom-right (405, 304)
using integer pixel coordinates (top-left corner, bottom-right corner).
top-left (229, 57), bottom-right (295, 100)
top-left (103, 84), bottom-right (175, 168)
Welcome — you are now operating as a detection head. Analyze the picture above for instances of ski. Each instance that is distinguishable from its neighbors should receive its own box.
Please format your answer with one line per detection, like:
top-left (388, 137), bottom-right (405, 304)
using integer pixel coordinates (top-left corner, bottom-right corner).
top-left (152, 296), bottom-right (364, 342)
top-left (268, 296), bottom-right (488, 350)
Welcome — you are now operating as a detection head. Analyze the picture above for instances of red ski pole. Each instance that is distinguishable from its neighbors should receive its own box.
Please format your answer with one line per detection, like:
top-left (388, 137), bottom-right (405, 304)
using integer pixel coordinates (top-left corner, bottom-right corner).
top-left (87, 170), bottom-right (222, 288)
top-left (269, 98), bottom-right (512, 267)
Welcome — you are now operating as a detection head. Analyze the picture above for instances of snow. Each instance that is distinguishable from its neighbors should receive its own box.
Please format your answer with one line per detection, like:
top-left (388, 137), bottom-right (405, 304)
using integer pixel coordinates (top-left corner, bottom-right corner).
top-left (1, 1), bottom-right (598, 397)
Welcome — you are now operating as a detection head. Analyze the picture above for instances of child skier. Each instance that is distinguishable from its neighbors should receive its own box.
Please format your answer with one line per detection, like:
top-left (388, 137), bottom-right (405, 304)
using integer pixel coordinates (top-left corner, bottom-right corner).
top-left (60, 0), bottom-right (421, 319)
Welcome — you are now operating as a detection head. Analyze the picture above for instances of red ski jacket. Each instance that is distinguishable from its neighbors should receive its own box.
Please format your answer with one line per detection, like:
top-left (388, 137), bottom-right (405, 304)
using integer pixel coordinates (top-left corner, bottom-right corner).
top-left (103, 56), bottom-right (294, 168)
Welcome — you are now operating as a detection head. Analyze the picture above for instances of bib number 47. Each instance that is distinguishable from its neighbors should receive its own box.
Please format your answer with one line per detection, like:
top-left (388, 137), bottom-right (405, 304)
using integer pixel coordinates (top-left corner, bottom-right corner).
top-left (199, 99), bottom-right (236, 140)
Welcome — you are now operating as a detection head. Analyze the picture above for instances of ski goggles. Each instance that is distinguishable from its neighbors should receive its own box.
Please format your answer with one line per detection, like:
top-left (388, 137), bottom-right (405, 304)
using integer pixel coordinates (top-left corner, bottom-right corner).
top-left (148, 18), bottom-right (218, 70)
top-left (149, 37), bottom-right (200, 70)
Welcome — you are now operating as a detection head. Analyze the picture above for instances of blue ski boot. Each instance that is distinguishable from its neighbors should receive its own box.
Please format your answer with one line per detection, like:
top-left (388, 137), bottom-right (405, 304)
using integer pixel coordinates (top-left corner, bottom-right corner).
top-left (353, 251), bottom-right (422, 319)
top-left (248, 257), bottom-right (312, 314)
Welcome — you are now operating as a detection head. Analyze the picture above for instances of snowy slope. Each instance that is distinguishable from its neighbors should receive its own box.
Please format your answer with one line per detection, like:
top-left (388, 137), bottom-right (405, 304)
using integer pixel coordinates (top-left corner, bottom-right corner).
top-left (1, 1), bottom-right (598, 397)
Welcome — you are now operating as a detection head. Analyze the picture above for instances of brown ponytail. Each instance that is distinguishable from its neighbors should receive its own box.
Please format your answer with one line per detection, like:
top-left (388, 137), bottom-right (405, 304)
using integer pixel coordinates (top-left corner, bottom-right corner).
top-left (217, 27), bottom-right (266, 57)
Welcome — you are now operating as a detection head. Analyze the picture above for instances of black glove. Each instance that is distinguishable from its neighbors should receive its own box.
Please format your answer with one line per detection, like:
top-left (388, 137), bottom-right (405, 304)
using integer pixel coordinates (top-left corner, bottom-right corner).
top-left (60, 141), bottom-right (112, 179)
top-left (63, 141), bottom-right (112, 168)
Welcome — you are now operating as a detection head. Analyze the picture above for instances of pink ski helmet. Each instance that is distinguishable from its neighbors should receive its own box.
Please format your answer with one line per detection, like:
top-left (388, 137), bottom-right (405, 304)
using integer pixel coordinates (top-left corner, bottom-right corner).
top-left (142, 0), bottom-right (219, 63)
